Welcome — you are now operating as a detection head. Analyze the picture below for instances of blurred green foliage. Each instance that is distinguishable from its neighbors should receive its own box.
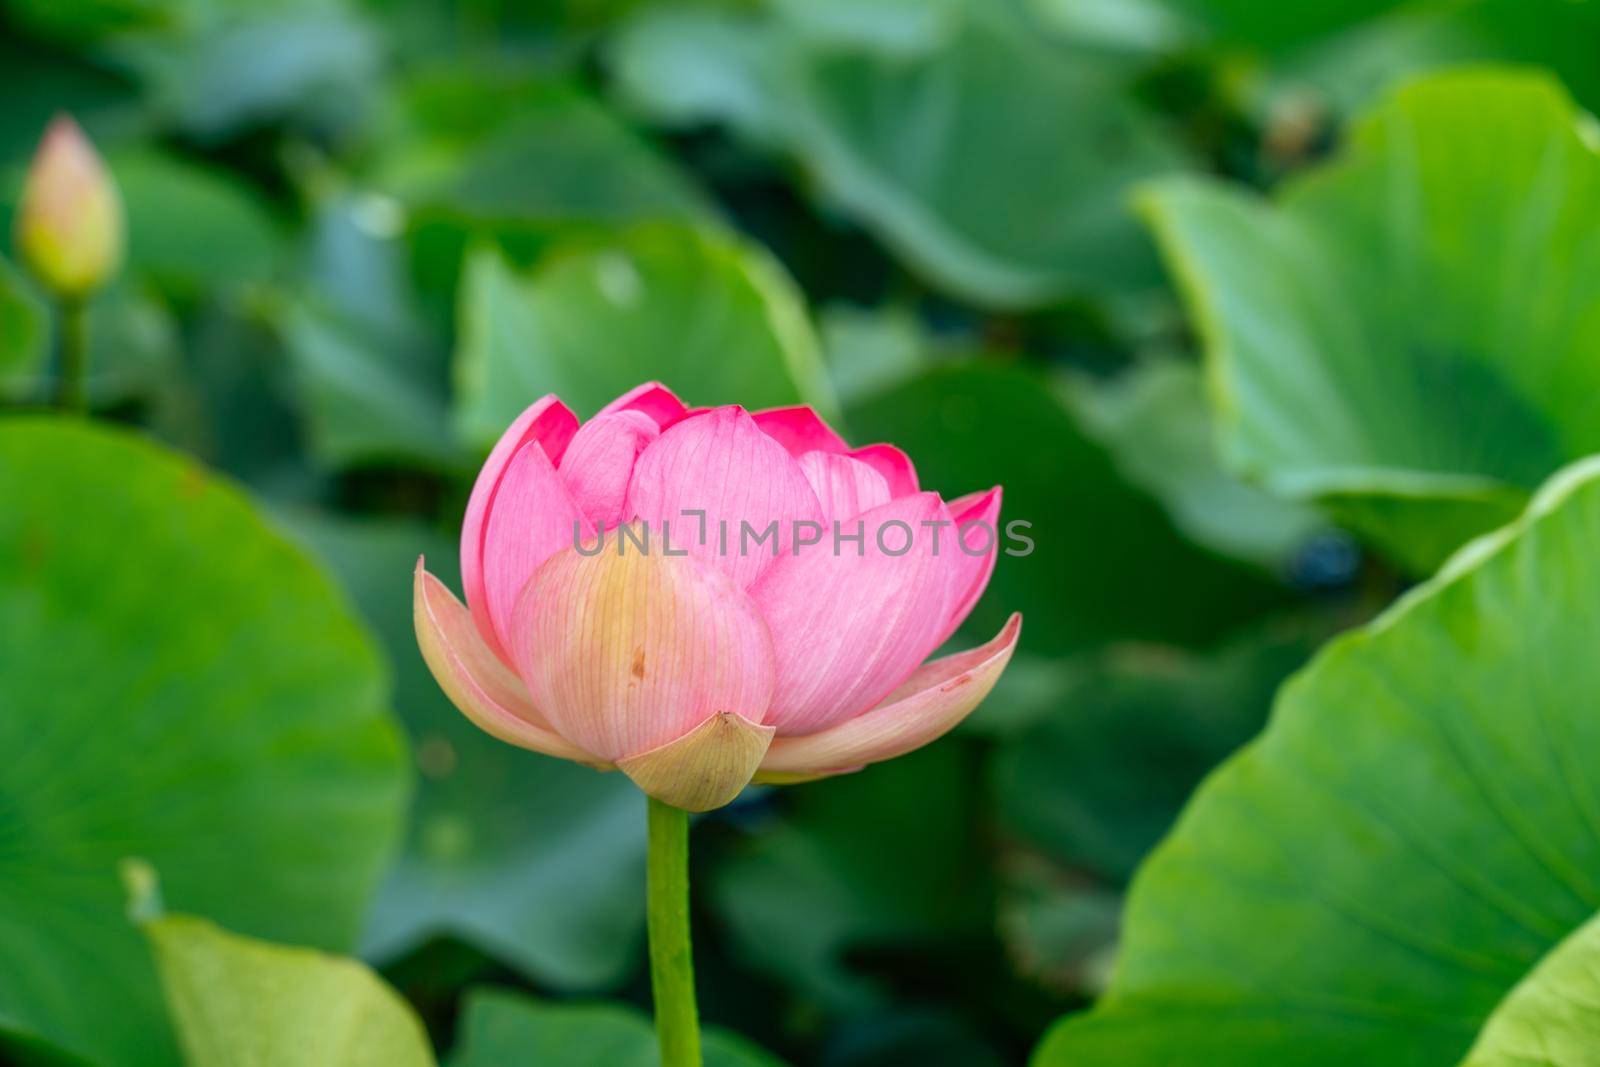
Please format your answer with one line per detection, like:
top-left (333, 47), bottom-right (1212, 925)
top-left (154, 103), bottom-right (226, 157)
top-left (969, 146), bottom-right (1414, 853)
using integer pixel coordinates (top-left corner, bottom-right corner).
top-left (7, 0), bottom-right (1600, 1063)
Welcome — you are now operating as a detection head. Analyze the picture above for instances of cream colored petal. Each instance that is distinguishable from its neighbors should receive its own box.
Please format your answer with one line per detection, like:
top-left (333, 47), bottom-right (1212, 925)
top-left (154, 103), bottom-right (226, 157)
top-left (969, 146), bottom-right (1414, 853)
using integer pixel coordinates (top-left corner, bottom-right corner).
top-left (618, 711), bottom-right (776, 812)
top-left (512, 537), bottom-right (776, 762)
top-left (414, 559), bottom-right (605, 767)
top-left (757, 613), bottom-right (1021, 778)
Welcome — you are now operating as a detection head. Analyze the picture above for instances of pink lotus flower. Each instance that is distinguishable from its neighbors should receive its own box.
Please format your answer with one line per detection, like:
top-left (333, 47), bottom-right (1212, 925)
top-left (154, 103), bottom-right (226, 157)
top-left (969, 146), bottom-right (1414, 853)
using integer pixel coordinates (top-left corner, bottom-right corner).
top-left (415, 382), bottom-right (1020, 811)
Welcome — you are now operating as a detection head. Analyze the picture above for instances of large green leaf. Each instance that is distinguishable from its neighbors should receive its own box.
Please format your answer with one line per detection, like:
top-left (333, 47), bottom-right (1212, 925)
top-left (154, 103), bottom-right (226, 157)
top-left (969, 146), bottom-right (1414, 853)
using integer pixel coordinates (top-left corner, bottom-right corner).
top-left (1141, 68), bottom-right (1600, 573)
top-left (281, 513), bottom-right (649, 991)
top-left (454, 224), bottom-right (835, 444)
top-left (606, 7), bottom-right (783, 143)
top-left (0, 253), bottom-right (48, 393)
top-left (145, 912), bottom-right (435, 1067)
top-left (1035, 454), bottom-right (1600, 1064)
top-left (112, 10), bottom-right (381, 140)
top-left (277, 192), bottom-right (463, 472)
top-left (1063, 358), bottom-right (1324, 570)
top-left (777, 4), bottom-right (1186, 308)
top-left (112, 149), bottom-right (284, 295)
top-left (1461, 909), bottom-right (1600, 1066)
top-left (447, 987), bottom-right (783, 1067)
top-left (846, 361), bottom-right (1290, 657)
top-left (0, 419), bottom-right (407, 1066)
top-left (610, 4), bottom-right (1185, 309)
top-left (384, 71), bottom-right (715, 264)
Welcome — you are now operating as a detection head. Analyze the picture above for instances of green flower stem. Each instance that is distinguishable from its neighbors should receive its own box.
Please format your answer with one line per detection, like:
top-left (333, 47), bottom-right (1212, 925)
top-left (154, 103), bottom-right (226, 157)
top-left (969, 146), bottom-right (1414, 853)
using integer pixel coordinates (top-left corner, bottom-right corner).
top-left (56, 296), bottom-right (89, 413)
top-left (646, 796), bottom-right (701, 1067)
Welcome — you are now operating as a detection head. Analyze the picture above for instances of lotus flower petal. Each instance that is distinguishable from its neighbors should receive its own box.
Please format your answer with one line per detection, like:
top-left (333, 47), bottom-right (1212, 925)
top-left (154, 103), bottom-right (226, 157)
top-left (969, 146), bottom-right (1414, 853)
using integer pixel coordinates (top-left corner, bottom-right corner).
top-left (751, 492), bottom-right (955, 733)
top-left (758, 613), bottom-right (1021, 777)
top-left (752, 405), bottom-right (849, 456)
top-left (560, 410), bottom-right (660, 527)
top-left (414, 560), bottom-right (601, 765)
top-left (462, 395), bottom-right (578, 659)
top-left (617, 711), bottom-right (775, 811)
top-left (599, 380), bottom-right (688, 429)
top-left (798, 451), bottom-right (892, 521)
top-left (482, 440), bottom-right (593, 656)
top-left (935, 486), bottom-right (1003, 645)
top-left (626, 406), bottom-right (823, 589)
top-left (513, 537), bottom-right (776, 763)
top-left (849, 442), bottom-right (919, 498)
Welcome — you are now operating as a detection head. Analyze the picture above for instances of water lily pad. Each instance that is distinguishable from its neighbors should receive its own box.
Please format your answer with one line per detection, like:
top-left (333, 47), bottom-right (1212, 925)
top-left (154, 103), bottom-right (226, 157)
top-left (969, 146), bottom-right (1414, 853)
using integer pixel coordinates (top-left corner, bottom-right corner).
top-left (0, 419), bottom-right (407, 1066)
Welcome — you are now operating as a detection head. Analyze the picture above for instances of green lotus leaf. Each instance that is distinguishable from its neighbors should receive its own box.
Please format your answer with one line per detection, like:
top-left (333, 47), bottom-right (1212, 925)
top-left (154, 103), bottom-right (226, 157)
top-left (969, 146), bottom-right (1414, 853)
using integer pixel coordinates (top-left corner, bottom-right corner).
top-left (0, 419), bottom-right (408, 1066)
top-left (1142, 67), bottom-right (1600, 573)
top-left (1461, 908), bottom-right (1600, 1066)
top-left (1036, 454), bottom-right (1600, 1064)
top-left (454, 223), bottom-right (835, 444)
top-left (448, 987), bottom-right (783, 1067)
top-left (146, 911), bottom-right (435, 1067)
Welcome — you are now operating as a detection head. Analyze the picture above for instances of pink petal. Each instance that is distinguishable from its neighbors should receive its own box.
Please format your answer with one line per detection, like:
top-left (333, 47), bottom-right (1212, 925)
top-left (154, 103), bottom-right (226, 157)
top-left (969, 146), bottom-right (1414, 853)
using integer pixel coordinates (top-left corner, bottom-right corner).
top-left (750, 492), bottom-right (956, 734)
top-left (513, 538), bottom-right (776, 763)
top-left (798, 451), bottom-right (892, 521)
top-left (759, 614), bottom-right (1021, 776)
top-left (414, 559), bottom-right (601, 765)
top-left (482, 439), bottom-right (593, 658)
top-left (752, 405), bottom-right (849, 456)
top-left (935, 486), bottom-right (1003, 645)
top-left (461, 396), bottom-right (579, 661)
top-left (599, 380), bottom-right (688, 430)
top-left (850, 443), bottom-right (920, 498)
top-left (559, 410), bottom-right (660, 527)
top-left (626, 406), bottom-right (824, 589)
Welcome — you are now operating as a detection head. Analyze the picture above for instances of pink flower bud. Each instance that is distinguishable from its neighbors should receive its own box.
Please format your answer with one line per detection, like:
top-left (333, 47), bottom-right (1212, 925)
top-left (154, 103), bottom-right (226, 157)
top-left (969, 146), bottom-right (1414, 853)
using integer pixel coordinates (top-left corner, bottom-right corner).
top-left (415, 383), bottom-right (1019, 811)
top-left (14, 115), bottom-right (124, 299)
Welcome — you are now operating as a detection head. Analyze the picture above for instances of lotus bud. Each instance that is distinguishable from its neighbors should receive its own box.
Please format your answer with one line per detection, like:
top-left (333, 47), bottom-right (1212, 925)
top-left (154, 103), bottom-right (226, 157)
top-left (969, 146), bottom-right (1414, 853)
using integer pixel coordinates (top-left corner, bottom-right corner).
top-left (14, 115), bottom-right (124, 300)
top-left (415, 383), bottom-right (1020, 812)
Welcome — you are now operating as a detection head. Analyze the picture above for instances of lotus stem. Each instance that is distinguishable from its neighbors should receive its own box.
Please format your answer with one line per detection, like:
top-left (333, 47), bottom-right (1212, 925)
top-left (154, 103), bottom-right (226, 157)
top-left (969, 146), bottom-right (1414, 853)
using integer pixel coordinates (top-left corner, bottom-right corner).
top-left (56, 297), bottom-right (88, 413)
top-left (646, 796), bottom-right (701, 1067)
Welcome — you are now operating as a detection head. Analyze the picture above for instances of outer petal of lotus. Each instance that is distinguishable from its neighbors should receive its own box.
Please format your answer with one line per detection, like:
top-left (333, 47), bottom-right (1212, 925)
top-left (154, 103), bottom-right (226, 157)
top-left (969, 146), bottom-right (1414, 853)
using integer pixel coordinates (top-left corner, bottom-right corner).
top-left (934, 486), bottom-right (1002, 646)
top-left (599, 380), bottom-right (689, 430)
top-left (750, 492), bottom-right (956, 734)
top-left (512, 537), bottom-right (777, 811)
top-left (751, 405), bottom-right (850, 456)
top-left (757, 613), bottom-right (1021, 782)
top-left (849, 442), bottom-right (919, 498)
top-left (461, 395), bottom-right (579, 660)
top-left (626, 405), bottom-right (823, 589)
top-left (413, 559), bottom-right (605, 767)
top-left (481, 440), bottom-right (594, 658)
